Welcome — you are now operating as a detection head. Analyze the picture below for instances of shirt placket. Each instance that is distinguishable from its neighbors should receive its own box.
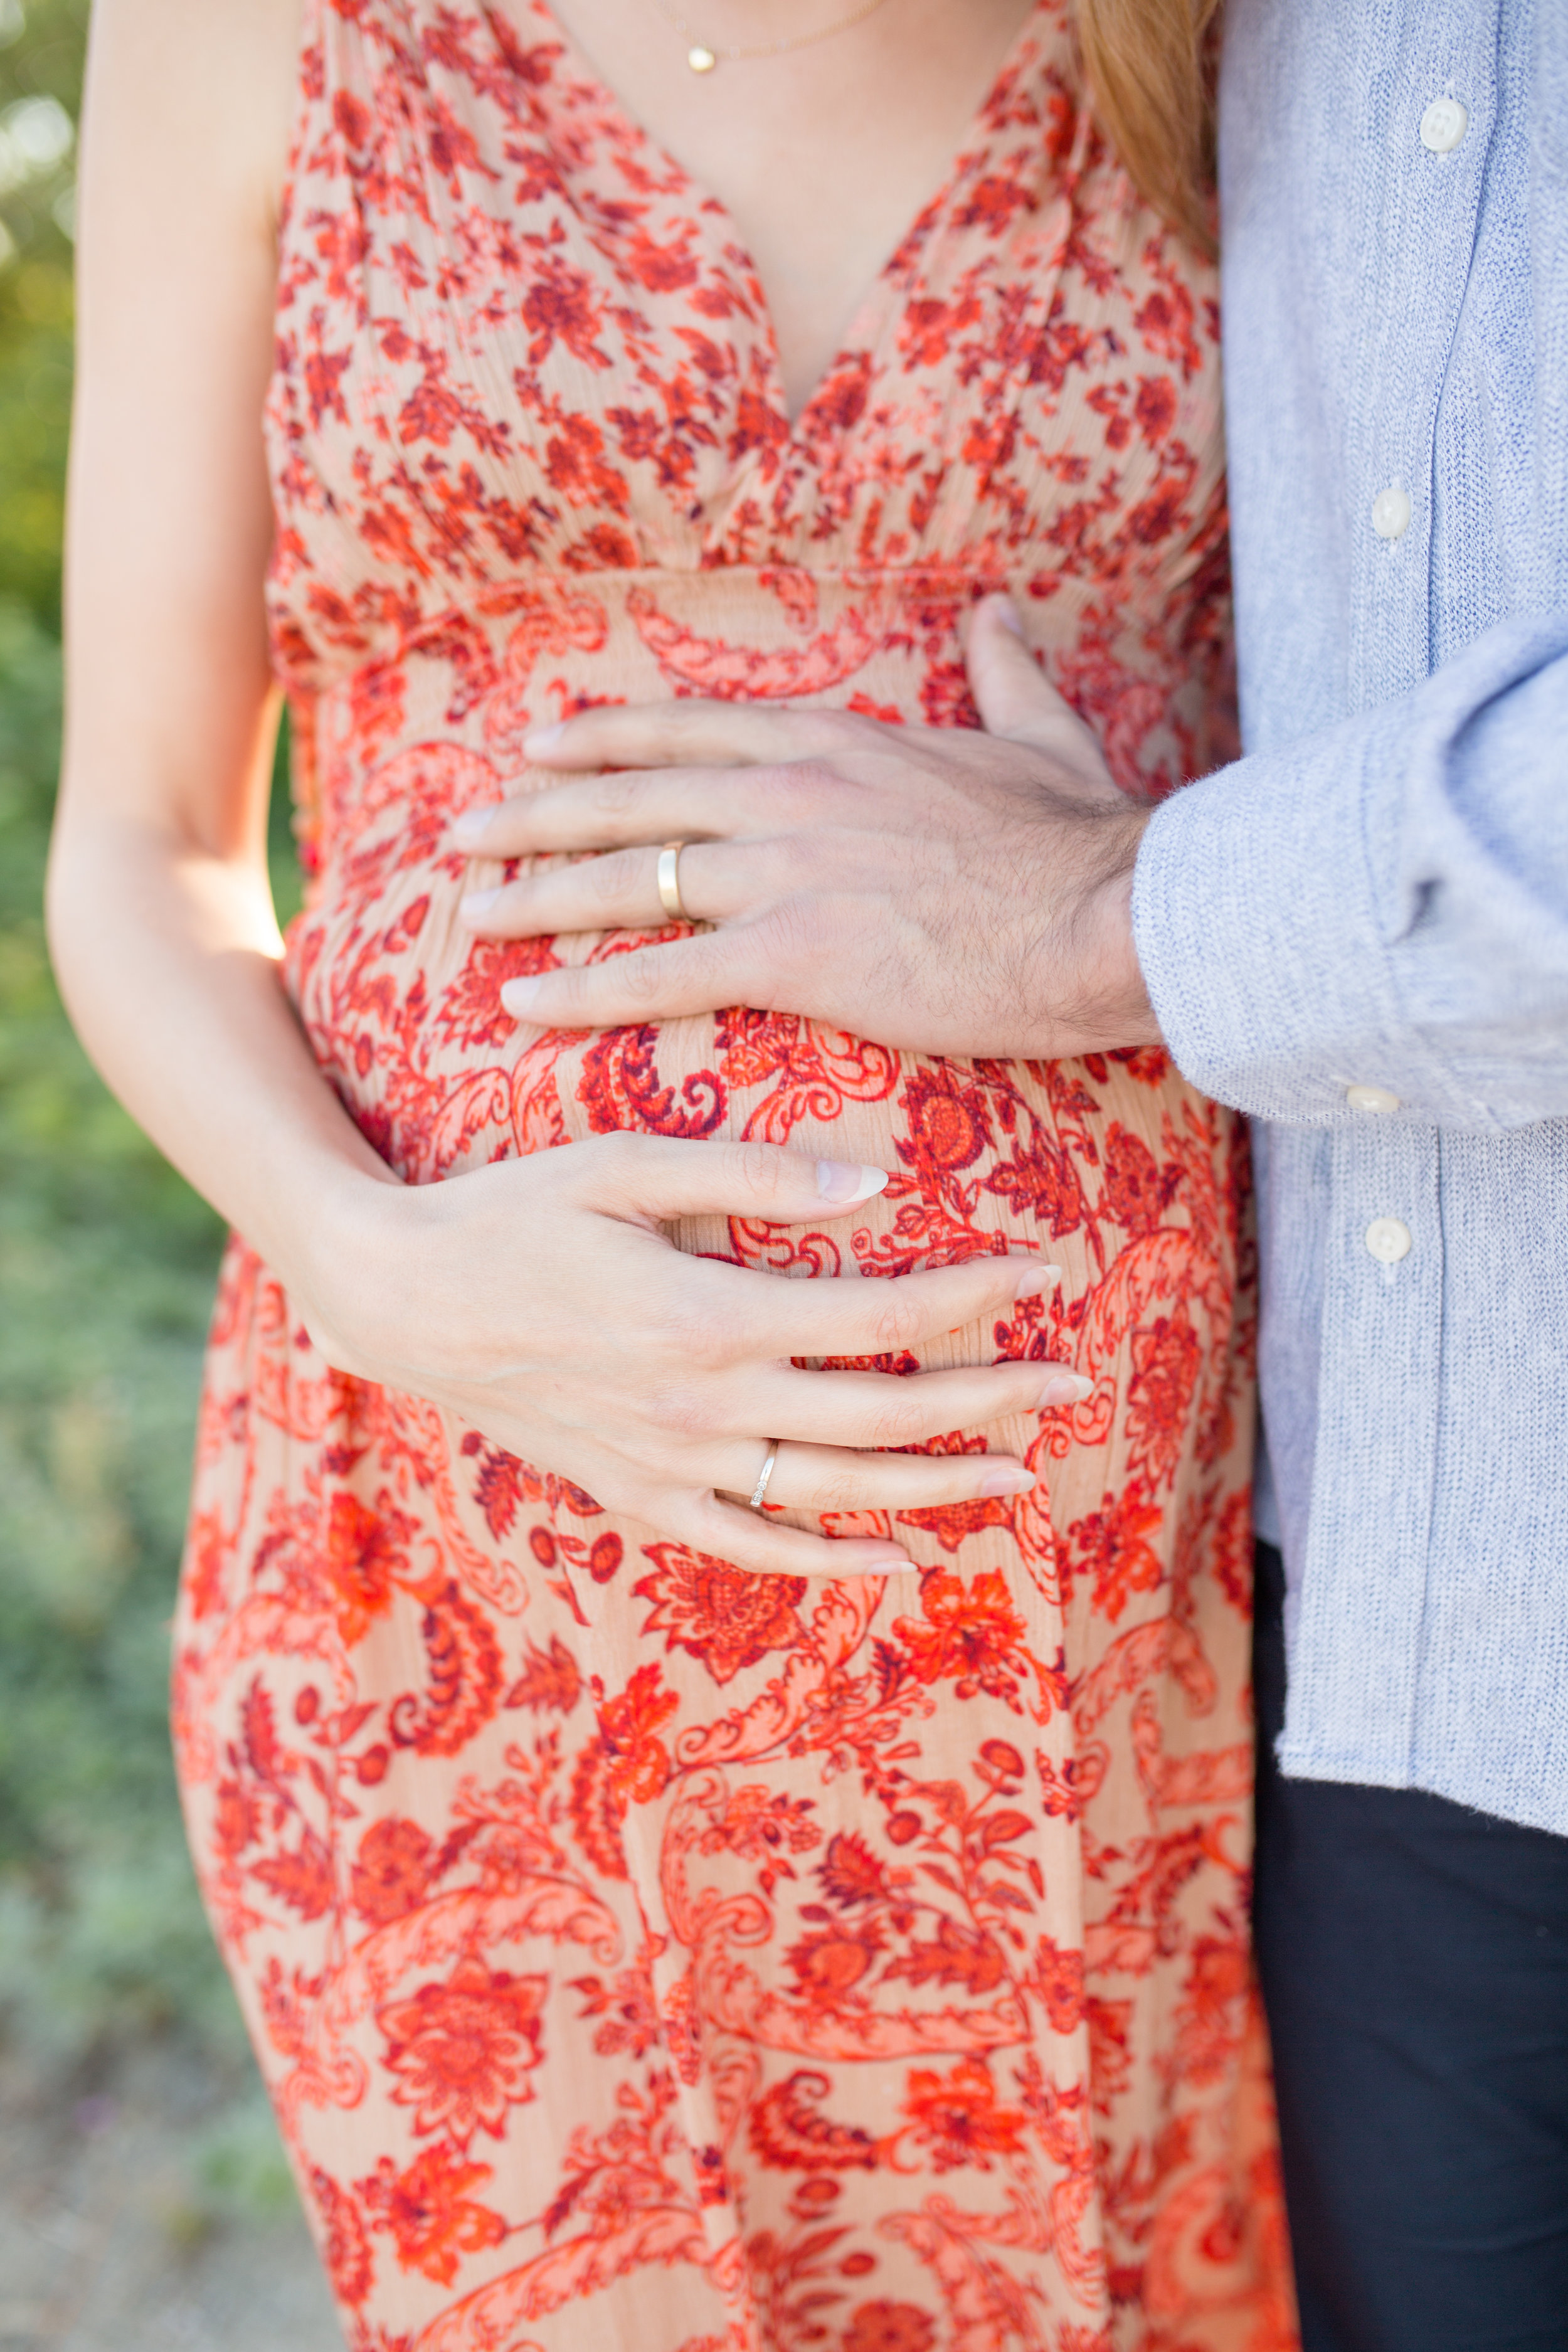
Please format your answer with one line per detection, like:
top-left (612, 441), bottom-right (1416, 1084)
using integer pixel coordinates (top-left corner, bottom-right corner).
top-left (1283, 0), bottom-right (1500, 1783)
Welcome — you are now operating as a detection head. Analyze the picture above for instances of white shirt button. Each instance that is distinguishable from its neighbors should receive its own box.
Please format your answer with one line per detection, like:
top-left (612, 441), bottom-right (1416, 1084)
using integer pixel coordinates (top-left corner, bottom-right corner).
top-left (1365, 1217), bottom-right (1413, 1264)
top-left (1420, 97), bottom-right (1468, 154)
top-left (1372, 484), bottom-right (1412, 540)
top-left (1347, 1084), bottom-right (1401, 1115)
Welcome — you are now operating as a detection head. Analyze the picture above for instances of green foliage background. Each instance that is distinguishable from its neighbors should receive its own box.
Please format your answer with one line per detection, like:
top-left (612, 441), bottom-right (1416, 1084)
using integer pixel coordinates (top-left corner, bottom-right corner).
top-left (0, 0), bottom-right (300, 2202)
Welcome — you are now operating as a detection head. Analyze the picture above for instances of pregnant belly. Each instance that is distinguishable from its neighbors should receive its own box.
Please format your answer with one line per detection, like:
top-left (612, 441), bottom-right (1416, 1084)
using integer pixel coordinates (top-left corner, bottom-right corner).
top-left (286, 764), bottom-right (1242, 1564)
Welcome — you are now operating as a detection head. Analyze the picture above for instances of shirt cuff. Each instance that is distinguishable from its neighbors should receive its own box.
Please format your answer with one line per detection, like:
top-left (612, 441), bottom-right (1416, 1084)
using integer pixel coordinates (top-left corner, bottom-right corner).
top-left (1130, 720), bottom-right (1399, 1123)
top-left (1131, 616), bottom-right (1568, 1131)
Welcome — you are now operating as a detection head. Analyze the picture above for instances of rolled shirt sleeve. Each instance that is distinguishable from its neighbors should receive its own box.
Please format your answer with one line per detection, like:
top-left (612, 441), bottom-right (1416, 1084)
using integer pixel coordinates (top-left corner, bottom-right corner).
top-left (1134, 615), bottom-right (1568, 1133)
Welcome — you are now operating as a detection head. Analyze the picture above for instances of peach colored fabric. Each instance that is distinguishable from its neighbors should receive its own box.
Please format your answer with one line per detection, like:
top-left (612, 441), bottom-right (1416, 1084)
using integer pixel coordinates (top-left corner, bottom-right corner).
top-left (172, 3), bottom-right (1296, 2345)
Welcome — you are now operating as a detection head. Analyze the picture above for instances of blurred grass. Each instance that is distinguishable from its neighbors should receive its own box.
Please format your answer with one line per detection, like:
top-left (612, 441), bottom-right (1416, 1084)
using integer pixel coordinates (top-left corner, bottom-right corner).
top-left (0, 0), bottom-right (300, 2206)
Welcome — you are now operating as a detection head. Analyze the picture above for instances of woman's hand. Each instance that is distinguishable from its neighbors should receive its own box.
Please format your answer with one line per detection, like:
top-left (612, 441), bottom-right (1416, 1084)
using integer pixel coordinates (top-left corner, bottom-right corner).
top-left (300, 1132), bottom-right (1086, 1578)
top-left (452, 596), bottom-right (1160, 1059)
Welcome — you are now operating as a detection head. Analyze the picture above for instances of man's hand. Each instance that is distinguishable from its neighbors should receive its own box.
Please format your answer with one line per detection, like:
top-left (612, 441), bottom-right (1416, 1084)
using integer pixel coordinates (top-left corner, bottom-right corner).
top-left (452, 595), bottom-right (1161, 1059)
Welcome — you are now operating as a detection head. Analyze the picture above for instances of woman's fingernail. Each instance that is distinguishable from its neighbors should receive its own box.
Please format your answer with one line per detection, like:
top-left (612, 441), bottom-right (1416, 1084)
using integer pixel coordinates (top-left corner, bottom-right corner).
top-left (980, 1467), bottom-right (1036, 1498)
top-left (993, 596), bottom-right (1025, 636)
top-left (524, 721), bottom-right (566, 756)
top-left (460, 887), bottom-right (500, 922)
top-left (1038, 1371), bottom-right (1094, 1409)
top-left (1012, 1261), bottom-right (1062, 1300)
top-left (452, 803), bottom-right (499, 847)
top-left (817, 1160), bottom-right (890, 1204)
top-left (501, 977), bottom-right (543, 1015)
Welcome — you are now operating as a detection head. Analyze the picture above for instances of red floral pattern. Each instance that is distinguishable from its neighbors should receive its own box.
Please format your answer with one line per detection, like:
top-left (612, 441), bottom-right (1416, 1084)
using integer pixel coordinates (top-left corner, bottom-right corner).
top-left (172, 1), bottom-right (1295, 2344)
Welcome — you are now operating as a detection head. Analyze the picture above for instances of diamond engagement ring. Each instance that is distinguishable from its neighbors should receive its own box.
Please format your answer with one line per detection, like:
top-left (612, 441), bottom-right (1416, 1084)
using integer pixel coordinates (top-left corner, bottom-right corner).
top-left (748, 1439), bottom-right (781, 1512)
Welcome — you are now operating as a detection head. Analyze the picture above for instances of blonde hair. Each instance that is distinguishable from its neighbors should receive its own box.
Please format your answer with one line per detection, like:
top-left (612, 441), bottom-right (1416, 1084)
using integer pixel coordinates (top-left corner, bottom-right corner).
top-left (1074, 0), bottom-right (1222, 252)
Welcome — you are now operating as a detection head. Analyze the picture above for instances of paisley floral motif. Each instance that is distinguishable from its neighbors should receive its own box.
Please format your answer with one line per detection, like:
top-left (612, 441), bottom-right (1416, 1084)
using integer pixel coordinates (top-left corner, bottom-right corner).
top-left (633, 1547), bottom-right (808, 1687)
top-left (172, 1), bottom-right (1295, 2345)
top-left (379, 1957), bottom-right (549, 2141)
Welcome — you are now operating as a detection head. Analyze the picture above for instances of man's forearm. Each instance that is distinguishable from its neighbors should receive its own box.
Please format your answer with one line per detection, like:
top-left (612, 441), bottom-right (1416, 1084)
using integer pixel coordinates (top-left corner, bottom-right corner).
top-left (1059, 817), bottom-right (1163, 1055)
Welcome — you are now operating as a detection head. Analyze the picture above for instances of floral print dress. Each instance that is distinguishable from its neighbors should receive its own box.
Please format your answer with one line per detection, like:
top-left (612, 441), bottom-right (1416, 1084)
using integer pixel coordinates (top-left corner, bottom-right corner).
top-left (172, 1), bottom-right (1295, 2345)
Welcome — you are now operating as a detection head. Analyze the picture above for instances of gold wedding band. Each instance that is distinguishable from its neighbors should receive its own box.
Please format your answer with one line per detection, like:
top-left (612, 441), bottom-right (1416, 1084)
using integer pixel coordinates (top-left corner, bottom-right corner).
top-left (748, 1439), bottom-right (781, 1512)
top-left (656, 839), bottom-right (690, 923)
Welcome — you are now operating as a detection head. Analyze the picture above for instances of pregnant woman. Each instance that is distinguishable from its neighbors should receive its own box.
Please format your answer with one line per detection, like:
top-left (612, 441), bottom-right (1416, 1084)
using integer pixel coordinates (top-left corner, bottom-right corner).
top-left (51, 0), bottom-right (1292, 2341)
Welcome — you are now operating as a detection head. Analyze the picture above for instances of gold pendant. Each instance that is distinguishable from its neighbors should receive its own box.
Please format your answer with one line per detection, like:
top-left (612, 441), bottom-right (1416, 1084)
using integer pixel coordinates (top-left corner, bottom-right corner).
top-left (687, 43), bottom-right (718, 70)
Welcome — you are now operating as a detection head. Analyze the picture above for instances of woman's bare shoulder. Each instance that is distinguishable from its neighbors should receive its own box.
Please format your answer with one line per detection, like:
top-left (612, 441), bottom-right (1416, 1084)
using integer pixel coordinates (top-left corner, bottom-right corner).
top-left (83, 0), bottom-right (304, 230)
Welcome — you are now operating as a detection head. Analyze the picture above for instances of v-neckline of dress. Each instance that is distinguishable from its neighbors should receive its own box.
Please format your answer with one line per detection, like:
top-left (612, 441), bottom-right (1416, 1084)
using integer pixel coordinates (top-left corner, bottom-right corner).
top-left (481, 0), bottom-right (1049, 440)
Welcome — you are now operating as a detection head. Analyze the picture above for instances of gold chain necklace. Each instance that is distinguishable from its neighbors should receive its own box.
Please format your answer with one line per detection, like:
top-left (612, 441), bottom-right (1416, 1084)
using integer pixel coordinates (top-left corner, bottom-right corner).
top-left (649, 0), bottom-right (894, 73)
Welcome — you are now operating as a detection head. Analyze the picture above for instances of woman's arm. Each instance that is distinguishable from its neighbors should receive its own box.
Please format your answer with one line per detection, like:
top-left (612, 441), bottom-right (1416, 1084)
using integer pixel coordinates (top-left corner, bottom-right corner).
top-left (51, 0), bottom-right (344, 1265)
top-left (48, 0), bottom-right (1073, 1577)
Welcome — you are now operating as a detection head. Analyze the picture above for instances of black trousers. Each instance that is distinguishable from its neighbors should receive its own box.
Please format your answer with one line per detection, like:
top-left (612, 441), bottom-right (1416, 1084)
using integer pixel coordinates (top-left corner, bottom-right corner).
top-left (1253, 1540), bottom-right (1568, 2352)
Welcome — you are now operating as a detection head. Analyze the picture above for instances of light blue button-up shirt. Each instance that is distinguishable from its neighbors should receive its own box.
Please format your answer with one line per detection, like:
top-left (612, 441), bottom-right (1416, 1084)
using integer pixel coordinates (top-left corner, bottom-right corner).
top-left (1133, 0), bottom-right (1568, 1833)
